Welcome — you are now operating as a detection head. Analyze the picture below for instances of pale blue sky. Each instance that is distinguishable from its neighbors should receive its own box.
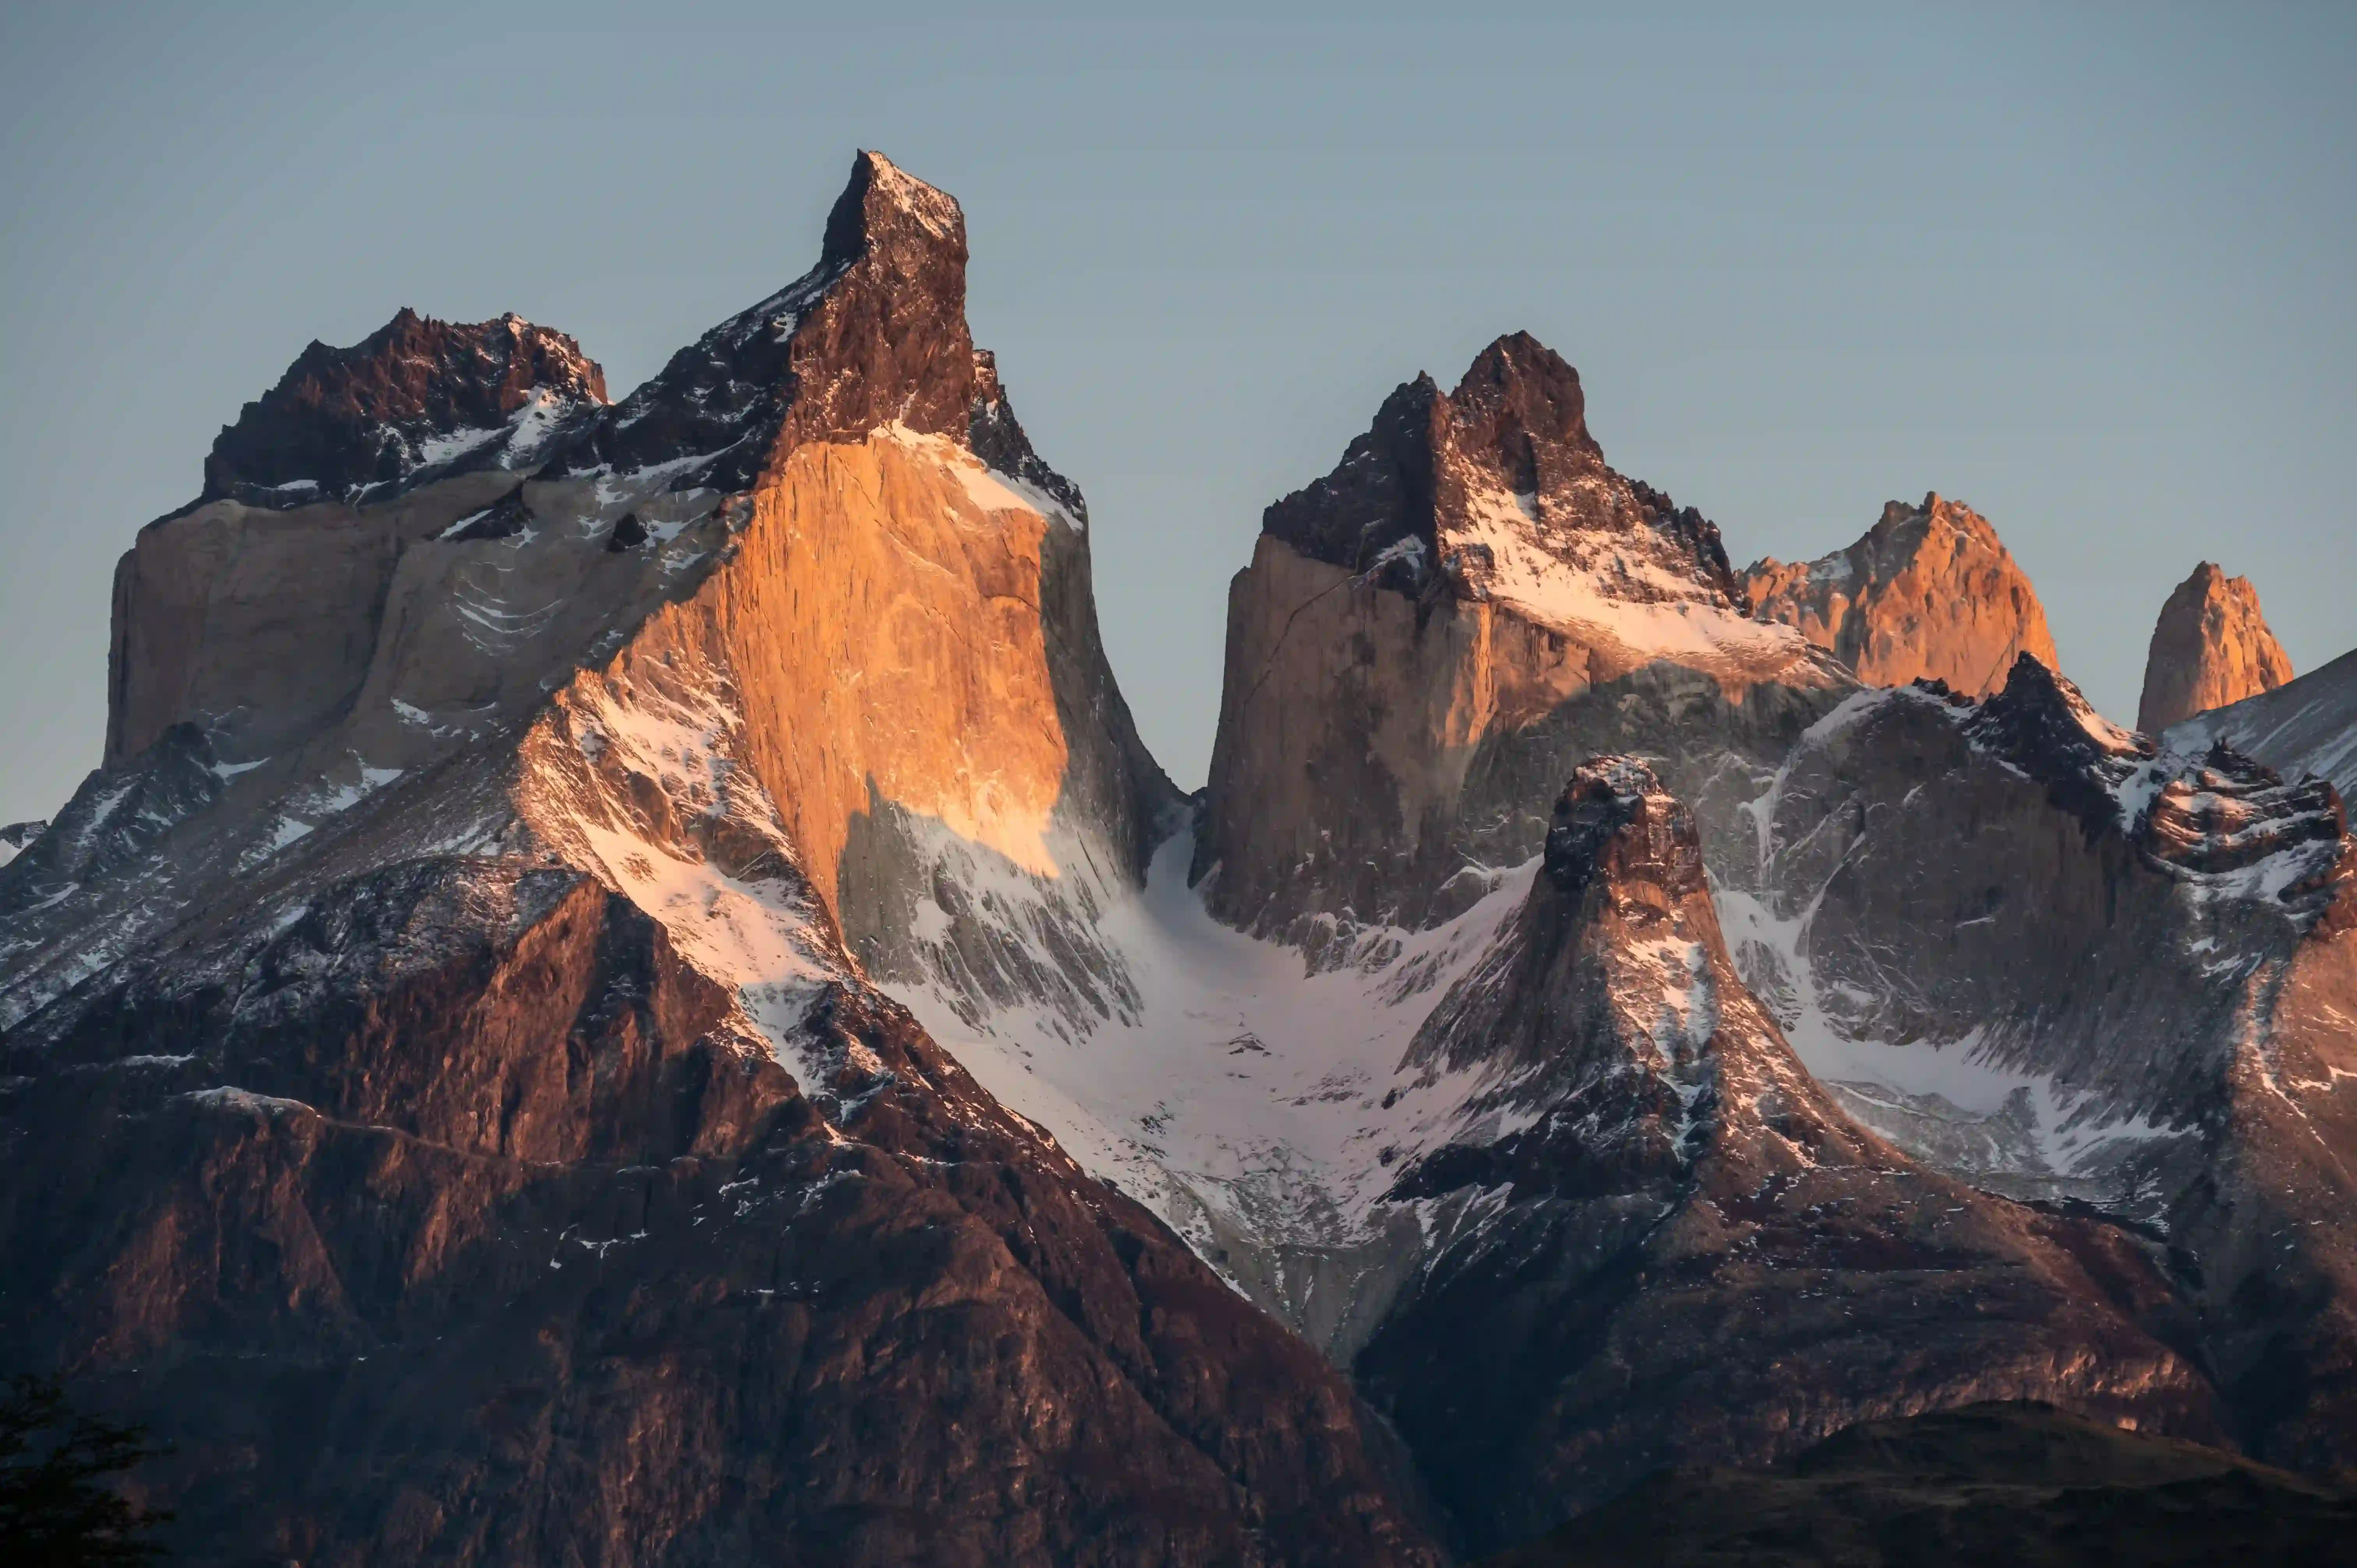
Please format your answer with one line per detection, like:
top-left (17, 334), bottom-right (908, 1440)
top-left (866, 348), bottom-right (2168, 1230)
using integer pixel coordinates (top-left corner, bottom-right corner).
top-left (3, 3), bottom-right (2352, 824)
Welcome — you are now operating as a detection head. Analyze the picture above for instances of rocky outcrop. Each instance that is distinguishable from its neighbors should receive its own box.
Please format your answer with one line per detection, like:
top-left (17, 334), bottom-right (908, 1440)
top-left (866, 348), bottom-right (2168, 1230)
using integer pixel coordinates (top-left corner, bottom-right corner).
top-left (1195, 336), bottom-right (1846, 950)
top-left (0, 861), bottom-right (1435, 1567)
top-left (2138, 562), bottom-right (2296, 732)
top-left (0, 151), bottom-right (1423, 1566)
top-left (0, 820), bottom-right (41, 869)
top-left (1355, 759), bottom-right (2216, 1554)
top-left (1743, 493), bottom-right (2059, 698)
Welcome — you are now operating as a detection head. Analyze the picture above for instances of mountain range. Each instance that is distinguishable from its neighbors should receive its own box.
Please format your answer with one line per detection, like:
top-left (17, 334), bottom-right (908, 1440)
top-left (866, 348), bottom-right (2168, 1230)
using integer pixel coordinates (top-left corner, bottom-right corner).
top-left (2, 152), bottom-right (2351, 1566)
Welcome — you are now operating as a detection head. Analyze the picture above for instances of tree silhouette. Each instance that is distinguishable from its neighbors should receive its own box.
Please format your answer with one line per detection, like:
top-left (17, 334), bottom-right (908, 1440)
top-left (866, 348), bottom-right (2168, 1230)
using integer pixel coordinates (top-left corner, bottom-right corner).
top-left (0, 1376), bottom-right (170, 1565)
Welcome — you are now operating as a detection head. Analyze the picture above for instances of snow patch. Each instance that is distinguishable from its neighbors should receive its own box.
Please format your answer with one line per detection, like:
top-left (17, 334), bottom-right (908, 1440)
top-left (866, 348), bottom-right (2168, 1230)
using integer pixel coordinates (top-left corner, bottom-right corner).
top-left (894, 830), bottom-right (1546, 1271)
top-left (1449, 483), bottom-right (1812, 673)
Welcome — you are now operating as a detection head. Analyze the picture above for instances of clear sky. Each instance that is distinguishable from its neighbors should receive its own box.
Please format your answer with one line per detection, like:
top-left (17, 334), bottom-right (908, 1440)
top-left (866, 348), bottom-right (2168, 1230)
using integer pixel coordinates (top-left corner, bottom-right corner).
top-left (2, 2), bottom-right (2352, 825)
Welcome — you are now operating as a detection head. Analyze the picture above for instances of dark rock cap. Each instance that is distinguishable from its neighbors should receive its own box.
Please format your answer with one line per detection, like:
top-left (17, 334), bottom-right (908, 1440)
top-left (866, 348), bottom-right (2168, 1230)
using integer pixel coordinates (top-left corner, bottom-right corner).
top-left (1542, 756), bottom-right (1707, 901)
top-left (1259, 331), bottom-right (1736, 604)
top-left (1966, 653), bottom-right (2152, 834)
top-left (1446, 330), bottom-right (1603, 490)
top-left (201, 309), bottom-right (606, 503)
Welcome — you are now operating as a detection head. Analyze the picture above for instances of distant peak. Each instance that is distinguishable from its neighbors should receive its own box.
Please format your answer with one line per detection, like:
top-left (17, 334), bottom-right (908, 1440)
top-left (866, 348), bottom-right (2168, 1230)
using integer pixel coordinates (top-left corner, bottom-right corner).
top-left (2137, 560), bottom-right (2295, 731)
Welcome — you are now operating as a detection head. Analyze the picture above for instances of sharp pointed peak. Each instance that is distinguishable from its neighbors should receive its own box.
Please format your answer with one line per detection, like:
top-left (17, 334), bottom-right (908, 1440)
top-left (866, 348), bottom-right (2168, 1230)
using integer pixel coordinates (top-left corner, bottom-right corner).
top-left (821, 148), bottom-right (965, 270)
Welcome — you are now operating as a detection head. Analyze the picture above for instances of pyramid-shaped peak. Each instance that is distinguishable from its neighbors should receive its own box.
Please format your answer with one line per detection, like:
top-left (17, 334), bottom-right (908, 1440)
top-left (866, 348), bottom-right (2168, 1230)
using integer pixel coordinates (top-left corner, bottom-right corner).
top-left (821, 149), bottom-right (966, 270)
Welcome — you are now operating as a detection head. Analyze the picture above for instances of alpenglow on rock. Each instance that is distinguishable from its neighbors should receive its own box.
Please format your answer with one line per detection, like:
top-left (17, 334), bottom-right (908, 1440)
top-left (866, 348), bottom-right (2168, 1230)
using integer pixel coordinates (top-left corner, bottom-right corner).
top-left (2137, 561), bottom-right (2296, 732)
top-left (1742, 492), bottom-right (2060, 698)
top-left (0, 150), bottom-right (1435, 1568)
top-left (7, 139), bottom-right (2357, 1568)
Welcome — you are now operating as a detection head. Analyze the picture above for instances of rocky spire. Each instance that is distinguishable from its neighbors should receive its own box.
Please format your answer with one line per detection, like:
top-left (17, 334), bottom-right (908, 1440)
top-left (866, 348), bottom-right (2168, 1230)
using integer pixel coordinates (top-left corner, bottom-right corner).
top-left (2136, 562), bottom-right (2295, 732)
top-left (1743, 493), bottom-right (2059, 697)
top-left (568, 150), bottom-right (977, 492)
top-left (200, 309), bottom-right (606, 506)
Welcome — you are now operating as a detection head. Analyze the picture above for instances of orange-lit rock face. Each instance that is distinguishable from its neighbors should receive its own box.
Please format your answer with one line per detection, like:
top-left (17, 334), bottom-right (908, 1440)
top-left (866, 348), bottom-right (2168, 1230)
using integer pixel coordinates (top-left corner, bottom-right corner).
top-left (1744, 493), bottom-right (2059, 698)
top-left (718, 427), bottom-right (1072, 902)
top-left (2138, 562), bottom-right (2296, 732)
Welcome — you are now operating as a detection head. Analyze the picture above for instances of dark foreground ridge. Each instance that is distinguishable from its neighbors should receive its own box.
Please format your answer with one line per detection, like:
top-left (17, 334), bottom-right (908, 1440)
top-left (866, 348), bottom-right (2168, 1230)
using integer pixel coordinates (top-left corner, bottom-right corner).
top-left (1481, 1402), bottom-right (2357, 1568)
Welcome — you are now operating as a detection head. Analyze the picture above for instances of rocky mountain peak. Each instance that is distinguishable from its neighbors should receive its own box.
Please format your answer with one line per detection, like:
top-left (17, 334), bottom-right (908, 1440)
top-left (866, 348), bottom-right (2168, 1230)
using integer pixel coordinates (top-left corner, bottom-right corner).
top-left (0, 820), bottom-right (44, 871)
top-left (1447, 331), bottom-right (1605, 492)
top-left (2137, 561), bottom-right (2296, 732)
top-left (820, 148), bottom-right (966, 270)
top-left (197, 308), bottom-right (607, 507)
top-left (1744, 491), bottom-right (2059, 696)
top-left (966, 348), bottom-right (1087, 523)
top-left (1258, 333), bottom-right (1762, 634)
top-left (563, 149), bottom-right (978, 492)
top-left (1542, 756), bottom-right (1707, 902)
top-left (1964, 652), bottom-right (2152, 834)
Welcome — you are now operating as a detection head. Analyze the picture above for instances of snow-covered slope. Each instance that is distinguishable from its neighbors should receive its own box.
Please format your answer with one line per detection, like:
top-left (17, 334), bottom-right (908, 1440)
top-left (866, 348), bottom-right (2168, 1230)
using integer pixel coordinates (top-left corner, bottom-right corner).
top-left (900, 825), bottom-right (1542, 1353)
top-left (2170, 643), bottom-right (2357, 802)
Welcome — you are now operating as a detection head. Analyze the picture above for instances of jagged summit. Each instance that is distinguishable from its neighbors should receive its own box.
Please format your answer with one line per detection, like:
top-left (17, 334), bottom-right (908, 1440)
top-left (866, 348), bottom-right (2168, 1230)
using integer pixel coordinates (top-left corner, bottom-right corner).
top-left (1256, 331), bottom-right (1790, 668)
top-left (1744, 492), bottom-right (2060, 697)
top-left (564, 149), bottom-right (981, 491)
top-left (2138, 561), bottom-right (2295, 732)
top-left (1442, 331), bottom-right (1606, 486)
top-left (1195, 333), bottom-right (1838, 944)
top-left (1539, 754), bottom-right (1703, 899)
top-left (198, 307), bottom-right (607, 508)
top-left (1961, 651), bottom-right (2152, 834)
